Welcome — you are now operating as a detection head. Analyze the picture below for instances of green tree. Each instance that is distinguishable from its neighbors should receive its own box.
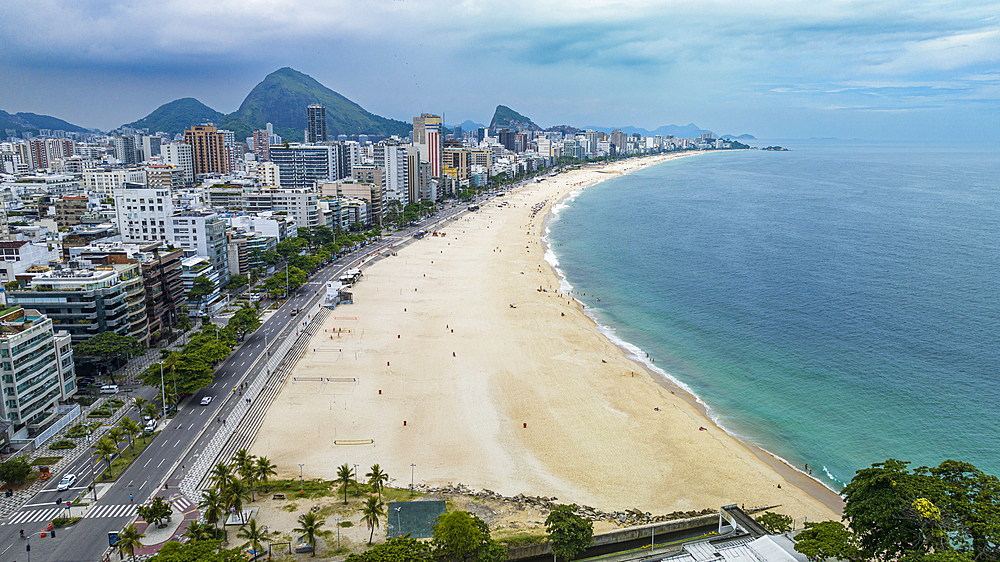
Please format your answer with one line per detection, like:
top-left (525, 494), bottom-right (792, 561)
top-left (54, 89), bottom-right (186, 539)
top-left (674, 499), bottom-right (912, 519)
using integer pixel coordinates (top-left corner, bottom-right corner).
top-left (432, 510), bottom-right (506, 562)
top-left (119, 417), bottom-right (142, 455)
top-left (232, 449), bottom-right (256, 500)
top-left (209, 462), bottom-right (234, 495)
top-left (236, 517), bottom-right (271, 554)
top-left (187, 275), bottom-right (215, 302)
top-left (198, 488), bottom-right (226, 533)
top-left (344, 535), bottom-right (434, 562)
top-left (73, 332), bottom-right (143, 383)
top-left (363, 495), bottom-right (385, 544)
top-left (255, 456), bottom-right (277, 493)
top-left (366, 464), bottom-right (389, 502)
top-left (107, 426), bottom-right (125, 453)
top-left (545, 504), bottom-right (593, 561)
top-left (337, 463), bottom-right (353, 504)
top-left (225, 478), bottom-right (251, 525)
top-left (148, 540), bottom-right (246, 562)
top-left (116, 523), bottom-right (145, 561)
top-left (227, 274), bottom-right (248, 291)
top-left (182, 520), bottom-right (217, 543)
top-left (755, 511), bottom-right (793, 534)
top-left (294, 511), bottom-right (325, 557)
top-left (0, 456), bottom-right (32, 485)
top-left (93, 436), bottom-right (118, 478)
top-left (794, 520), bottom-right (865, 562)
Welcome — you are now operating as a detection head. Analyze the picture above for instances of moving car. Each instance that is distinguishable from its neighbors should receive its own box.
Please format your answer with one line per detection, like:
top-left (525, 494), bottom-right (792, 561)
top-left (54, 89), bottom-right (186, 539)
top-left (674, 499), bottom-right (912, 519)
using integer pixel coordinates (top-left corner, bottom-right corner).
top-left (200, 396), bottom-right (213, 406)
top-left (56, 473), bottom-right (76, 491)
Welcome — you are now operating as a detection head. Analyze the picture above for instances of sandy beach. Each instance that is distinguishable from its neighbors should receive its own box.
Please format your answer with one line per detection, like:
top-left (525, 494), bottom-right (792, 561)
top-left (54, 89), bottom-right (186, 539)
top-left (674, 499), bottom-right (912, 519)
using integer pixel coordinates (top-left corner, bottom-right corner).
top-left (251, 152), bottom-right (842, 524)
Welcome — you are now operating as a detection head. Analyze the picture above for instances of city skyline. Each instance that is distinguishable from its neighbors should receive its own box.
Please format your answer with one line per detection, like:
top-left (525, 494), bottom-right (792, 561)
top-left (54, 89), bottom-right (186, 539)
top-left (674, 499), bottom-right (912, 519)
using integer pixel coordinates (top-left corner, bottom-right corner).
top-left (2, 0), bottom-right (998, 141)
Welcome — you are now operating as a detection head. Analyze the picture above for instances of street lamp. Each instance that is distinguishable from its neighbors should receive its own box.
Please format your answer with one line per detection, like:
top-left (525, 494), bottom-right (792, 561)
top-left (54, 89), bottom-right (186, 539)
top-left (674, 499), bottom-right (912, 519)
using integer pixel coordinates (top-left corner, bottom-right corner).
top-left (410, 463), bottom-right (416, 497)
top-left (353, 464), bottom-right (359, 497)
top-left (299, 464), bottom-right (304, 496)
top-left (335, 517), bottom-right (341, 551)
top-left (159, 363), bottom-right (166, 421)
top-left (395, 506), bottom-right (401, 537)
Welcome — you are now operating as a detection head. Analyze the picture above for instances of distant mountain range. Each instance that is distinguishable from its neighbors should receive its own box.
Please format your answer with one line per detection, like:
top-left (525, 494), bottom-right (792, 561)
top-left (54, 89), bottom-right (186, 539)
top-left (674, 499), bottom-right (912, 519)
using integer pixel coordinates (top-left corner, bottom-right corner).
top-left (0, 110), bottom-right (88, 136)
top-left (123, 67), bottom-right (412, 142)
top-left (451, 119), bottom-right (486, 132)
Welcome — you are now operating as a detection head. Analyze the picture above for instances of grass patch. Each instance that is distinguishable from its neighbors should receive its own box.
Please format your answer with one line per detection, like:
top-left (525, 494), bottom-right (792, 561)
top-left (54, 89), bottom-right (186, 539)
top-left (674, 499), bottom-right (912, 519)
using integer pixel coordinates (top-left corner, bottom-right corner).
top-left (95, 436), bottom-right (156, 481)
top-left (108, 398), bottom-right (125, 408)
top-left (339, 520), bottom-right (353, 527)
top-left (32, 456), bottom-right (63, 466)
top-left (282, 502), bottom-right (299, 513)
top-left (50, 439), bottom-right (76, 450)
top-left (270, 478), bottom-right (335, 499)
top-left (52, 516), bottom-right (81, 527)
top-left (381, 486), bottom-right (423, 502)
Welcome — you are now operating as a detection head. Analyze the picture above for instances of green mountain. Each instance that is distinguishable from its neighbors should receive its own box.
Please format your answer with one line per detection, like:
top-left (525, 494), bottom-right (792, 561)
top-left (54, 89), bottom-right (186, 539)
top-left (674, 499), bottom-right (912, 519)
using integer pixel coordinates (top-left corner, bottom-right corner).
top-left (123, 67), bottom-right (412, 142)
top-left (0, 110), bottom-right (88, 135)
top-left (126, 98), bottom-right (224, 135)
top-left (489, 105), bottom-right (541, 132)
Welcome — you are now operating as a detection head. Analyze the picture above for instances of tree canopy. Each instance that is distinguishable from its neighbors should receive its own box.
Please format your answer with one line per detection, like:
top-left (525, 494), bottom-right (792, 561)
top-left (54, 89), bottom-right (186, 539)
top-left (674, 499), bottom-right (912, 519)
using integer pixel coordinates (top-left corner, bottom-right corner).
top-left (545, 504), bottom-right (593, 561)
top-left (431, 511), bottom-right (507, 562)
top-left (0, 456), bottom-right (32, 485)
top-left (73, 331), bottom-right (144, 379)
top-left (345, 535), bottom-right (433, 562)
top-left (147, 540), bottom-right (245, 562)
top-left (798, 459), bottom-right (1000, 562)
top-left (187, 275), bottom-right (215, 302)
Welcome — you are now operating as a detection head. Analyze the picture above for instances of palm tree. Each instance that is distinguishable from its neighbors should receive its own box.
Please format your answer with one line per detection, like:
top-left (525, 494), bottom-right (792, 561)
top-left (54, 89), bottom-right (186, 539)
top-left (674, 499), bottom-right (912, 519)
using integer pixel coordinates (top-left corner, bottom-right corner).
top-left (107, 426), bottom-right (124, 453)
top-left (225, 478), bottom-right (252, 525)
top-left (232, 449), bottom-right (256, 500)
top-left (337, 463), bottom-right (353, 504)
top-left (93, 436), bottom-right (118, 478)
top-left (255, 456), bottom-right (277, 493)
top-left (209, 461), bottom-right (233, 495)
top-left (116, 523), bottom-right (145, 561)
top-left (293, 511), bottom-right (325, 557)
top-left (183, 520), bottom-right (216, 543)
top-left (118, 418), bottom-right (141, 454)
top-left (366, 464), bottom-right (389, 502)
top-left (362, 495), bottom-right (385, 544)
top-left (142, 403), bottom-right (159, 423)
top-left (198, 488), bottom-right (225, 533)
top-left (132, 396), bottom-right (147, 415)
top-left (236, 517), bottom-right (271, 555)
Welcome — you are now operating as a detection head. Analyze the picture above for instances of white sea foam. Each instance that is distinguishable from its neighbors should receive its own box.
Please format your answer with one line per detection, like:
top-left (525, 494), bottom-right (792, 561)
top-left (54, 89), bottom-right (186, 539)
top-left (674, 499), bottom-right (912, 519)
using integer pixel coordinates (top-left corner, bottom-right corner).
top-left (538, 156), bottom-right (848, 498)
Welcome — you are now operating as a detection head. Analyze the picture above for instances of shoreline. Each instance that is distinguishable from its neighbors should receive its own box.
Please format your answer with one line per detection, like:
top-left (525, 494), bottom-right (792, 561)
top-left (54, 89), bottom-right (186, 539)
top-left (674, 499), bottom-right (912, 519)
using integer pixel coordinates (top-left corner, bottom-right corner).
top-left (252, 152), bottom-right (842, 524)
top-left (541, 155), bottom-right (845, 515)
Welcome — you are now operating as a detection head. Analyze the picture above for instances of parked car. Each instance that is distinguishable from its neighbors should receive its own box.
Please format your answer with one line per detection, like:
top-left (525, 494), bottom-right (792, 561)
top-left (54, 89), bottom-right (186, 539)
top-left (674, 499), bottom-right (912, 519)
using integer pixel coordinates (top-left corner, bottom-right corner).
top-left (144, 420), bottom-right (157, 433)
top-left (56, 473), bottom-right (76, 491)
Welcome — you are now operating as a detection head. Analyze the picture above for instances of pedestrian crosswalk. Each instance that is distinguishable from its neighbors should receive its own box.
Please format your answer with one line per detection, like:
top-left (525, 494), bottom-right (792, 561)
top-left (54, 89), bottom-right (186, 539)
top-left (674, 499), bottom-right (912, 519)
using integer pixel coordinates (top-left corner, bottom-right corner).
top-left (5, 507), bottom-right (66, 525)
top-left (86, 504), bottom-right (138, 519)
top-left (2, 496), bottom-right (196, 526)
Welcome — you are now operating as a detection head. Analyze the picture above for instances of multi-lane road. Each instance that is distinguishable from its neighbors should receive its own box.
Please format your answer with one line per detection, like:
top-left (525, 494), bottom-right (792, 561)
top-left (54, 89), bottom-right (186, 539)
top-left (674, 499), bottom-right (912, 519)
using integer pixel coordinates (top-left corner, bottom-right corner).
top-left (0, 200), bottom-right (480, 561)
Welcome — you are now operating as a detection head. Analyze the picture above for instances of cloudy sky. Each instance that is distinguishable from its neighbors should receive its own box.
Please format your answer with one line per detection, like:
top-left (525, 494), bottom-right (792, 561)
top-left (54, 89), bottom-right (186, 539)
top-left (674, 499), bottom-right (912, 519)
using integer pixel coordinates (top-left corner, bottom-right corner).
top-left (2, 0), bottom-right (998, 140)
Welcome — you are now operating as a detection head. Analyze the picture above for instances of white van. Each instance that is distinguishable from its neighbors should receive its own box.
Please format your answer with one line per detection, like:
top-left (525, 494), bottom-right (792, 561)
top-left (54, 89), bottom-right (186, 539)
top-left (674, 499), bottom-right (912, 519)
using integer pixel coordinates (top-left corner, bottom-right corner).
top-left (99, 384), bottom-right (119, 394)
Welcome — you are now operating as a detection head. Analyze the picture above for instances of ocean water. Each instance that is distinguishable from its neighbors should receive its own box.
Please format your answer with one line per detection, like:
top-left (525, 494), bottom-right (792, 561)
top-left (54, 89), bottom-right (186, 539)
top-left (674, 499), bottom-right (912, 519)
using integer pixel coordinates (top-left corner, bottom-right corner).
top-left (546, 141), bottom-right (1000, 491)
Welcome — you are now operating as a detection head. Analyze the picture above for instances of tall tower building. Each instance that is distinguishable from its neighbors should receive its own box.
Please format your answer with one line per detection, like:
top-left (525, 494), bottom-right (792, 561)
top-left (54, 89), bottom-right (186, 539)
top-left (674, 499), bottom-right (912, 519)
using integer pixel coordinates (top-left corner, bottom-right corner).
top-left (413, 113), bottom-right (443, 178)
top-left (307, 104), bottom-right (327, 143)
top-left (253, 129), bottom-right (270, 161)
top-left (184, 125), bottom-right (227, 176)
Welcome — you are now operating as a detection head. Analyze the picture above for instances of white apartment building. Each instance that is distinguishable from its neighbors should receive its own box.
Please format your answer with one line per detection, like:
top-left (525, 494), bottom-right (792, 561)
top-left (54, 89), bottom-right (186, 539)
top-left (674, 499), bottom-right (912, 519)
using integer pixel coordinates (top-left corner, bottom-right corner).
top-left (228, 212), bottom-right (298, 242)
top-left (0, 307), bottom-right (76, 432)
top-left (84, 168), bottom-right (147, 196)
top-left (113, 186), bottom-right (174, 245)
top-left (381, 144), bottom-right (409, 207)
top-left (257, 161), bottom-right (280, 187)
top-left (168, 210), bottom-right (230, 287)
top-left (0, 241), bottom-right (51, 282)
top-left (244, 189), bottom-right (319, 230)
top-left (161, 142), bottom-right (194, 185)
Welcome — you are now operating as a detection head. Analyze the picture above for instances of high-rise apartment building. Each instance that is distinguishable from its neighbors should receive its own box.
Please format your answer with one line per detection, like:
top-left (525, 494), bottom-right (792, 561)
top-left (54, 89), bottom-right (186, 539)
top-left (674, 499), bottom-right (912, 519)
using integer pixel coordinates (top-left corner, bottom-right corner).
top-left (114, 186), bottom-right (174, 245)
top-left (168, 210), bottom-right (230, 287)
top-left (252, 129), bottom-right (270, 161)
top-left (0, 307), bottom-right (75, 430)
top-left (8, 268), bottom-right (131, 344)
top-left (161, 142), bottom-right (194, 184)
top-left (114, 136), bottom-right (138, 165)
top-left (145, 165), bottom-right (185, 190)
top-left (268, 143), bottom-right (341, 189)
top-left (83, 167), bottom-right (147, 195)
top-left (307, 104), bottom-right (327, 143)
top-left (184, 125), bottom-right (227, 176)
top-left (413, 113), bottom-right (443, 178)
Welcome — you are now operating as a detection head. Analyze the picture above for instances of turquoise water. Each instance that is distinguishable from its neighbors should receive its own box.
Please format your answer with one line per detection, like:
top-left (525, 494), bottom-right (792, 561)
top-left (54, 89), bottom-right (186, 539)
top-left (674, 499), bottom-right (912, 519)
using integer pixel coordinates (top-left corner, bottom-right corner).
top-left (546, 142), bottom-right (1000, 491)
